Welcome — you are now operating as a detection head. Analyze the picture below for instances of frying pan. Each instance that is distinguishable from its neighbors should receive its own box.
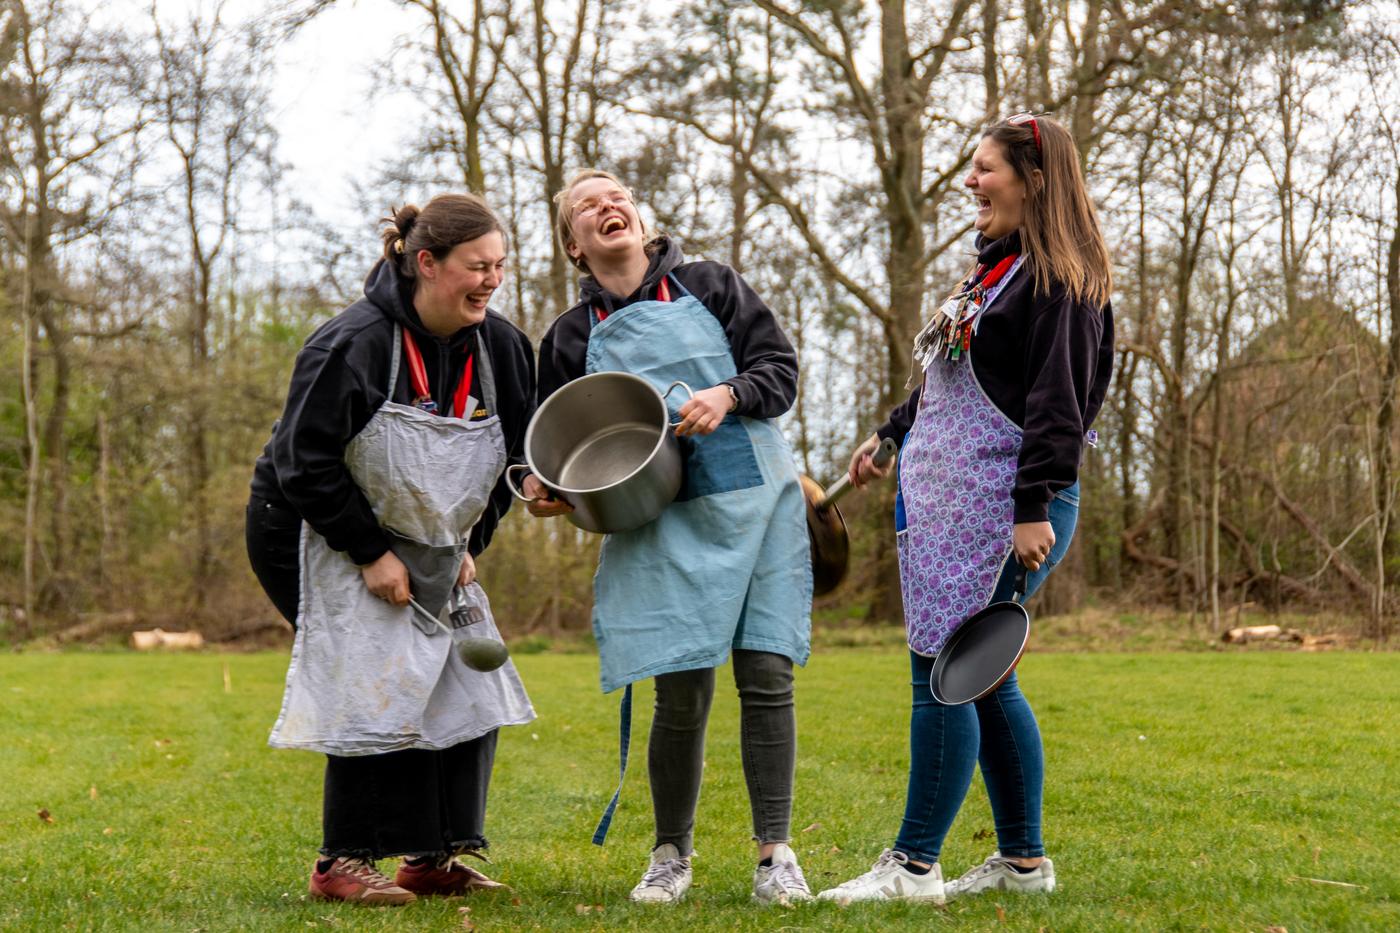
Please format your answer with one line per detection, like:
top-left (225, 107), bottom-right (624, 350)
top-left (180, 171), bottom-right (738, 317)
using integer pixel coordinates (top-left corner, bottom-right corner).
top-left (803, 437), bottom-right (899, 597)
top-left (930, 563), bottom-right (1031, 705)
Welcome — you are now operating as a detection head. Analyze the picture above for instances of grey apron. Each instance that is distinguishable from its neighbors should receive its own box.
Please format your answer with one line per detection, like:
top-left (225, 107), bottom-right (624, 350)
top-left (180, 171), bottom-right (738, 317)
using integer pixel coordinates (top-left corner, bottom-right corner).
top-left (269, 326), bottom-right (534, 756)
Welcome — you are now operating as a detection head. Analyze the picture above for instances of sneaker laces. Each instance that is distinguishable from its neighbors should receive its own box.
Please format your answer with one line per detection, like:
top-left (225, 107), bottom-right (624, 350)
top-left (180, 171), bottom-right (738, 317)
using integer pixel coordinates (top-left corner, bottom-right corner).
top-left (959, 854), bottom-right (1019, 883)
top-left (839, 849), bottom-right (905, 888)
top-left (339, 857), bottom-right (396, 888)
top-left (639, 855), bottom-right (690, 894)
top-left (766, 858), bottom-right (810, 894)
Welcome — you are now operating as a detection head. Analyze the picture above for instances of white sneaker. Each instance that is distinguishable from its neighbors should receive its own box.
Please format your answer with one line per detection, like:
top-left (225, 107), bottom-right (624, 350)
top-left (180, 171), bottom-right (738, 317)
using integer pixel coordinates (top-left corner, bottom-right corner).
top-left (816, 849), bottom-right (945, 904)
top-left (752, 843), bottom-right (812, 905)
top-left (629, 843), bottom-right (692, 904)
top-left (944, 852), bottom-right (1055, 898)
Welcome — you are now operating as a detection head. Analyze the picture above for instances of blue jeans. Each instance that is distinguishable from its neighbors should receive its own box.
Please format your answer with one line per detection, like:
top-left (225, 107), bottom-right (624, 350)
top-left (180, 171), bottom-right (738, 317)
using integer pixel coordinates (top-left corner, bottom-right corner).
top-left (893, 482), bottom-right (1079, 863)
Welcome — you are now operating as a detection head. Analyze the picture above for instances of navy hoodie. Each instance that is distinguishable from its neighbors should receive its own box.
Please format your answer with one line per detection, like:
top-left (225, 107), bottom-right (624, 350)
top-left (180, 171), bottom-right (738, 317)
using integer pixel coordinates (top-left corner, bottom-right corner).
top-left (249, 259), bottom-right (535, 564)
top-left (537, 236), bottom-right (798, 415)
top-left (878, 231), bottom-right (1114, 524)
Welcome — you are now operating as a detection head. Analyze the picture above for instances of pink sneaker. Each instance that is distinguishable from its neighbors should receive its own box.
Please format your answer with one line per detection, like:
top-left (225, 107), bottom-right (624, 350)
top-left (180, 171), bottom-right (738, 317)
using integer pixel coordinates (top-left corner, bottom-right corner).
top-left (395, 853), bottom-right (509, 897)
top-left (308, 857), bottom-right (416, 905)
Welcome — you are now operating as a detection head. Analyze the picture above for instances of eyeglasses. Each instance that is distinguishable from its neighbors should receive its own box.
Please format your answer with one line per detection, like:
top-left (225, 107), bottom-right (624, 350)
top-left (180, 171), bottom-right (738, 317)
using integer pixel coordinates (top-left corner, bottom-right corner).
top-left (1007, 112), bottom-right (1043, 153)
top-left (572, 191), bottom-right (632, 217)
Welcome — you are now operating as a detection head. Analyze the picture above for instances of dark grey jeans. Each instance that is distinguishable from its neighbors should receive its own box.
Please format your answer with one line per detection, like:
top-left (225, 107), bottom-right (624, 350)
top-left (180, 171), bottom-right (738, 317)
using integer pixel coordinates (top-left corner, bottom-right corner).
top-left (649, 649), bottom-right (796, 856)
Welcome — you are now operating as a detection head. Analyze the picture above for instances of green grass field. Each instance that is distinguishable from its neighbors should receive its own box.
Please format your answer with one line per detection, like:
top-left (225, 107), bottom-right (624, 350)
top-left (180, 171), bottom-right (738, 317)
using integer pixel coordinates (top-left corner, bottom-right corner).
top-left (4, 648), bottom-right (1397, 931)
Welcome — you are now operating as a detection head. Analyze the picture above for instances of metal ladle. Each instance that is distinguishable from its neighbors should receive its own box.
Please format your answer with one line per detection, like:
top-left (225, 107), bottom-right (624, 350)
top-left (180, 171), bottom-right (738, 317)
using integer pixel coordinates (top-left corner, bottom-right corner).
top-left (407, 589), bottom-right (510, 672)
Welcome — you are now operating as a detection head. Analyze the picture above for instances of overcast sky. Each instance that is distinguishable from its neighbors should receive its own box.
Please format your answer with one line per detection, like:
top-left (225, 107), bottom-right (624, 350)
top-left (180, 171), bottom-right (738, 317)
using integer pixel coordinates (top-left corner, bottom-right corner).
top-left (266, 1), bottom-right (424, 227)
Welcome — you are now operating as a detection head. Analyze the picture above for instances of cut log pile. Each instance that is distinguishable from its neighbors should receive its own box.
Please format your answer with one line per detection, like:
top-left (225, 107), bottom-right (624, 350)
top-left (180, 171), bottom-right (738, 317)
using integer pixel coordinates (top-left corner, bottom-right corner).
top-left (130, 629), bottom-right (205, 650)
top-left (1221, 624), bottom-right (1348, 650)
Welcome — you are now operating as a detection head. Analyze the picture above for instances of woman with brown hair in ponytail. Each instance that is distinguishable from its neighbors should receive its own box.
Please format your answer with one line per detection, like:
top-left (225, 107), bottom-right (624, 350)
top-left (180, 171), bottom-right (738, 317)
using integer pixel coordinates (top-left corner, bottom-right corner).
top-left (247, 194), bottom-right (536, 904)
top-left (819, 114), bottom-right (1114, 904)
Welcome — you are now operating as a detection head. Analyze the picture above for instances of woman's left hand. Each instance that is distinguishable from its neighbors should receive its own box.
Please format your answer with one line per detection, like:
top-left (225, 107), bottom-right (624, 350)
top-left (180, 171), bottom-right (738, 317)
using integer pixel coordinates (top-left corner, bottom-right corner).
top-left (674, 386), bottom-right (732, 436)
top-left (1013, 521), bottom-right (1055, 572)
top-left (457, 552), bottom-right (477, 587)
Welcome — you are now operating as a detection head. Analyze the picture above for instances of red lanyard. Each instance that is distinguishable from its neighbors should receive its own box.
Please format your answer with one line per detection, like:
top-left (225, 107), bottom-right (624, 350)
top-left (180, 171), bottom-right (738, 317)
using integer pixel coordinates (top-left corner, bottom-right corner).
top-left (971, 254), bottom-right (1019, 293)
top-left (402, 330), bottom-right (474, 418)
top-left (595, 277), bottom-right (671, 322)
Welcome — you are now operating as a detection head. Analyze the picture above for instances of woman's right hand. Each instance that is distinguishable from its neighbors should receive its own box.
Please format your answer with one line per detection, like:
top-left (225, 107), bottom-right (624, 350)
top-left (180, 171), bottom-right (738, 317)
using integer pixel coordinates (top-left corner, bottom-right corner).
top-left (523, 473), bottom-right (574, 517)
top-left (848, 433), bottom-right (894, 488)
top-left (361, 549), bottom-right (411, 606)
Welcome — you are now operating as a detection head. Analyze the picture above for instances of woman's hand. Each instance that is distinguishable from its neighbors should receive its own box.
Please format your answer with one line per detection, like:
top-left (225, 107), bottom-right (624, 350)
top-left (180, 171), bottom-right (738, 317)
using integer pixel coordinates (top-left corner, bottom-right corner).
top-left (1013, 521), bottom-right (1056, 572)
top-left (362, 550), bottom-right (411, 606)
top-left (457, 552), bottom-right (477, 587)
top-left (847, 434), bottom-right (894, 488)
top-left (674, 386), bottom-right (732, 437)
top-left (523, 473), bottom-right (574, 517)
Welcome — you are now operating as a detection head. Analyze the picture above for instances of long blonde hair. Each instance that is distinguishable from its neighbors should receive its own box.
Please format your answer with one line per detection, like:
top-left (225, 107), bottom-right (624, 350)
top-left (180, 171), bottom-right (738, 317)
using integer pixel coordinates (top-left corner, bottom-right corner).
top-left (984, 115), bottom-right (1112, 308)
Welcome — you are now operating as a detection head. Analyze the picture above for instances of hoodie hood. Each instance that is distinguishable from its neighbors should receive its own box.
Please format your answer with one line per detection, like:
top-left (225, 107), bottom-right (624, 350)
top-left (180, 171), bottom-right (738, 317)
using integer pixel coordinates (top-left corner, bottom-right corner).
top-left (575, 236), bottom-right (685, 317)
top-left (975, 230), bottom-right (1023, 268)
top-left (362, 257), bottom-right (481, 348)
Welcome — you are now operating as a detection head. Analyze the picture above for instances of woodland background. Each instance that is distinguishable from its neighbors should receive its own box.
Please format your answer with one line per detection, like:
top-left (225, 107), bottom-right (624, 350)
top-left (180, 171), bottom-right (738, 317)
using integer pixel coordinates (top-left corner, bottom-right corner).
top-left (1, 0), bottom-right (1396, 645)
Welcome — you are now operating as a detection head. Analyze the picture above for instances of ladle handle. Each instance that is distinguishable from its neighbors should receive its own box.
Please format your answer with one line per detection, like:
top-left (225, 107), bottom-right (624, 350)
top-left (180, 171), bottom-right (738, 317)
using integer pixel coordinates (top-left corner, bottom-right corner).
top-left (408, 596), bottom-right (452, 636)
top-left (818, 437), bottom-right (898, 509)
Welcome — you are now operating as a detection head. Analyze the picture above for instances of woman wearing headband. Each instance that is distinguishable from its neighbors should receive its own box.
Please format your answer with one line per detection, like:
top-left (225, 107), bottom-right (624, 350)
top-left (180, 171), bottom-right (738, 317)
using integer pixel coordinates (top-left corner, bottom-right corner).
top-left (819, 114), bottom-right (1114, 904)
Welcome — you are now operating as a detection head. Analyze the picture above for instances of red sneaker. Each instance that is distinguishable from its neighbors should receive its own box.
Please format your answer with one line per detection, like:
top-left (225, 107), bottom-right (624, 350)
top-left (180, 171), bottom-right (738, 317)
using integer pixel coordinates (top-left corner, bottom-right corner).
top-left (309, 857), bottom-right (417, 905)
top-left (395, 853), bottom-right (509, 897)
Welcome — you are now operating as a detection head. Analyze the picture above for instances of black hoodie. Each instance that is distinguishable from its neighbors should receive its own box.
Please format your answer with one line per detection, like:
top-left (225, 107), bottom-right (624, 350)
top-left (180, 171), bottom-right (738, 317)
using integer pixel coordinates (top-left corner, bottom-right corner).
top-left (537, 237), bottom-right (798, 415)
top-left (249, 259), bottom-right (536, 564)
top-left (877, 232), bottom-right (1114, 524)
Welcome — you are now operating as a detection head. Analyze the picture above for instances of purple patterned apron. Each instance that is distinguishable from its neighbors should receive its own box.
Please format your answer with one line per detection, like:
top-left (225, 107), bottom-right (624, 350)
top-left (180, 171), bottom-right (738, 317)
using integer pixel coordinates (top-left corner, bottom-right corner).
top-left (897, 266), bottom-right (1025, 656)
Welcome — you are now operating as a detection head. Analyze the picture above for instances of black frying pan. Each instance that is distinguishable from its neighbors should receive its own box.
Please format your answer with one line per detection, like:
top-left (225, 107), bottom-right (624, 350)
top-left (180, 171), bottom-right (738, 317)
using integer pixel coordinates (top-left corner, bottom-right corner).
top-left (930, 563), bottom-right (1031, 705)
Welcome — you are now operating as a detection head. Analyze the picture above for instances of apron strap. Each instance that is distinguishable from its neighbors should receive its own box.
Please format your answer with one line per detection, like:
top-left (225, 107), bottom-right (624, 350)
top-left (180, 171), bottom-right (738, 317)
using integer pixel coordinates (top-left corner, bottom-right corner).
top-left (388, 324), bottom-right (404, 397)
top-left (473, 331), bottom-right (498, 417)
top-left (591, 683), bottom-right (633, 846)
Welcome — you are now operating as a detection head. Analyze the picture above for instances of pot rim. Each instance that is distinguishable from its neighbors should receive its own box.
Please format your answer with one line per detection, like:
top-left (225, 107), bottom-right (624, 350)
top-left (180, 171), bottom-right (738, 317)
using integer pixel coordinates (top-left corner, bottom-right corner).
top-left (525, 371), bottom-right (674, 495)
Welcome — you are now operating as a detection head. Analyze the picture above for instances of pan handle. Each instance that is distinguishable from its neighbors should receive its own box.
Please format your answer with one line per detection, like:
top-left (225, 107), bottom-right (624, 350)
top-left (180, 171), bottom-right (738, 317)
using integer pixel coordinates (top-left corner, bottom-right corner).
top-left (1011, 561), bottom-right (1029, 604)
top-left (505, 464), bottom-right (540, 504)
top-left (817, 437), bottom-right (899, 509)
top-left (663, 381), bottom-right (695, 427)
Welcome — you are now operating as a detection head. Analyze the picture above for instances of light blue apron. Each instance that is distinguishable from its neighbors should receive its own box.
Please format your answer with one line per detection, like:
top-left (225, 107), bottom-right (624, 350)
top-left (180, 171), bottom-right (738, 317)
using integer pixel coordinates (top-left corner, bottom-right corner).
top-left (583, 274), bottom-right (811, 842)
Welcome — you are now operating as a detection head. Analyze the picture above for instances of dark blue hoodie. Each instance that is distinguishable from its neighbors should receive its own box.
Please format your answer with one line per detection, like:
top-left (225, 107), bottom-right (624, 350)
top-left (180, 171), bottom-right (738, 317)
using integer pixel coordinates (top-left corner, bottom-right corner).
top-left (250, 259), bottom-right (536, 564)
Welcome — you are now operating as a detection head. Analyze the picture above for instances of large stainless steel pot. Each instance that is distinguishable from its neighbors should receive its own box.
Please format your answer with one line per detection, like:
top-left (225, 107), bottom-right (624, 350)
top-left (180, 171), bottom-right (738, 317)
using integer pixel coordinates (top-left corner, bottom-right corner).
top-left (506, 372), bottom-right (692, 533)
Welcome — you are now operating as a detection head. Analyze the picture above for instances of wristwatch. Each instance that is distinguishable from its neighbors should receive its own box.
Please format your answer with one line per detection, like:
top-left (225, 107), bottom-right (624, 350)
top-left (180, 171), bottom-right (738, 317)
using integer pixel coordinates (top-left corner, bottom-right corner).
top-left (723, 383), bottom-right (740, 413)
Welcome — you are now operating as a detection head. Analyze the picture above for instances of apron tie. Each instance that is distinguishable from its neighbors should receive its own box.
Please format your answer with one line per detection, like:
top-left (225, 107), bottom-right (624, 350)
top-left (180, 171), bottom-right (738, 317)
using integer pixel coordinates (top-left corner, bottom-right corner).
top-left (591, 684), bottom-right (633, 846)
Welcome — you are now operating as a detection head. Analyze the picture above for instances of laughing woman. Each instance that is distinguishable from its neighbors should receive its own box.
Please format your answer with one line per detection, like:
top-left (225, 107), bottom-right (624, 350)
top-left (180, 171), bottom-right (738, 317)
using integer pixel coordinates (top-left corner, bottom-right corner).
top-left (525, 169), bottom-right (813, 906)
top-left (247, 194), bottom-right (536, 905)
top-left (818, 115), bottom-right (1114, 904)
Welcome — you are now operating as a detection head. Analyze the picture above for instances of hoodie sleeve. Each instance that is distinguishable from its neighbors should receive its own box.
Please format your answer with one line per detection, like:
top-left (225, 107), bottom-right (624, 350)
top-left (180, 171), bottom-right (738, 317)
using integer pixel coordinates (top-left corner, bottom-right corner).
top-left (270, 342), bottom-right (392, 565)
top-left (675, 262), bottom-right (799, 419)
top-left (1012, 286), bottom-right (1105, 523)
top-left (536, 308), bottom-right (591, 404)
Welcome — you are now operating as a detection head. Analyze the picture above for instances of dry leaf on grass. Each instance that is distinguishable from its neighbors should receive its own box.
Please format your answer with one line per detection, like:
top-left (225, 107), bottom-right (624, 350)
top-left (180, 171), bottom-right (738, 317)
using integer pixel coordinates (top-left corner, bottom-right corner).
top-left (89, 786), bottom-right (98, 800)
top-left (102, 827), bottom-right (113, 835)
top-left (574, 903), bottom-right (604, 914)
top-left (995, 903), bottom-right (1007, 921)
top-left (37, 808), bottom-right (54, 824)
top-left (973, 828), bottom-right (994, 841)
top-left (1265, 926), bottom-right (1288, 933)
top-left (801, 822), bottom-right (822, 833)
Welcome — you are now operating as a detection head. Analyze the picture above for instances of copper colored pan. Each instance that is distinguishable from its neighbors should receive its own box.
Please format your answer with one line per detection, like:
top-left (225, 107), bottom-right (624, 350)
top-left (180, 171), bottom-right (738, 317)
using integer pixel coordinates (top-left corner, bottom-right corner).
top-left (804, 437), bottom-right (898, 597)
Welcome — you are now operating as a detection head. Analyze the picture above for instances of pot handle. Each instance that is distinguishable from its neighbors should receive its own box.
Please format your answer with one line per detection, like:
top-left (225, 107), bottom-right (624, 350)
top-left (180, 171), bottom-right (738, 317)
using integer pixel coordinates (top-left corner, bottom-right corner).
top-left (663, 381), bottom-right (695, 426)
top-left (505, 463), bottom-right (539, 503)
